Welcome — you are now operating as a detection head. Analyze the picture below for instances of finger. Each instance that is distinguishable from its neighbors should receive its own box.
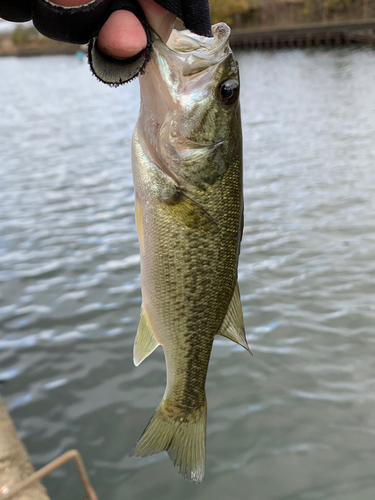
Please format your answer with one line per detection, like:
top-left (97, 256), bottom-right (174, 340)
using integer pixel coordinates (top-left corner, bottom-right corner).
top-left (50, 0), bottom-right (176, 59)
top-left (97, 10), bottom-right (147, 59)
top-left (51, 0), bottom-right (175, 42)
top-left (138, 0), bottom-right (176, 42)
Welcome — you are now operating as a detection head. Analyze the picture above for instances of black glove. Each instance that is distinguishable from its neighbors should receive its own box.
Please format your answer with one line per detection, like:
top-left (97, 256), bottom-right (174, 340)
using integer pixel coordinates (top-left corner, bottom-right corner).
top-left (0, 0), bottom-right (212, 86)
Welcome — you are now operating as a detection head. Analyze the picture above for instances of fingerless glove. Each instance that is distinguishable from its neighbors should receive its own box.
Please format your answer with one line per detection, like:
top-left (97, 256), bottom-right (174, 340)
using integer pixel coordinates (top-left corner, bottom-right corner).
top-left (0, 0), bottom-right (212, 85)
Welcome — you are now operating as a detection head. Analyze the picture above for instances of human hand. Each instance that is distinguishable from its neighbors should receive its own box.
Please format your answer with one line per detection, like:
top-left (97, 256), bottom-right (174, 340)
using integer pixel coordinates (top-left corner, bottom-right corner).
top-left (52, 0), bottom-right (176, 58)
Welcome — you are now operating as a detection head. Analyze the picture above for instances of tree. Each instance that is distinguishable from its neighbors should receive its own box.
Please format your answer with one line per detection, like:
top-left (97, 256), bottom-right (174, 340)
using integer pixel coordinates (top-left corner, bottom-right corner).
top-left (209, 0), bottom-right (254, 25)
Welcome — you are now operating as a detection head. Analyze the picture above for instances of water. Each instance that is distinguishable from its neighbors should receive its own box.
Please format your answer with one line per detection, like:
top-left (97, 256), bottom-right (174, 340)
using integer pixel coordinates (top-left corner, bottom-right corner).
top-left (0, 48), bottom-right (374, 500)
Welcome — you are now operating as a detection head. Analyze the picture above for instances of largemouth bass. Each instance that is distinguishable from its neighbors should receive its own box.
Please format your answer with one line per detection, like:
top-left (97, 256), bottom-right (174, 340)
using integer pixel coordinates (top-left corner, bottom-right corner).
top-left (130, 23), bottom-right (250, 483)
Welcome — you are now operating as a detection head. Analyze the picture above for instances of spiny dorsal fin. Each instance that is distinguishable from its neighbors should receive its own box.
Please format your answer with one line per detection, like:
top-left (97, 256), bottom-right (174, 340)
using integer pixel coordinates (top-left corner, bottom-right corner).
top-left (164, 190), bottom-right (218, 234)
top-left (133, 307), bottom-right (160, 366)
top-left (217, 282), bottom-right (252, 354)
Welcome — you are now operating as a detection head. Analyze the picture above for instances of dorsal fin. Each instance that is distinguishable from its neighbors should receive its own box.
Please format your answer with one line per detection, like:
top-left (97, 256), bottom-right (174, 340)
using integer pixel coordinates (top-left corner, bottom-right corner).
top-left (133, 307), bottom-right (161, 366)
top-left (217, 282), bottom-right (252, 354)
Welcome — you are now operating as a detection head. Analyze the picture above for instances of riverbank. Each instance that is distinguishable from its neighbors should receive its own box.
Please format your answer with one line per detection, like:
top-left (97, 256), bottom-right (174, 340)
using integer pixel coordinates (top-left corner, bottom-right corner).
top-left (0, 25), bottom-right (82, 57)
top-left (2, 18), bottom-right (375, 57)
top-left (0, 45), bottom-right (81, 57)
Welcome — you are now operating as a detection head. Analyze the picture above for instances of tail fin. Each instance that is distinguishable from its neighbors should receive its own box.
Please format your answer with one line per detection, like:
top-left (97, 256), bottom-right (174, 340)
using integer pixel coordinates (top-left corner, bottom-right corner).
top-left (130, 399), bottom-right (207, 483)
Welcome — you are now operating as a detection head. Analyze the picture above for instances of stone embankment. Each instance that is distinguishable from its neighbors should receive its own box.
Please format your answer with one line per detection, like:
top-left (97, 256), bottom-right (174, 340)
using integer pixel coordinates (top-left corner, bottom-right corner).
top-left (0, 395), bottom-right (50, 500)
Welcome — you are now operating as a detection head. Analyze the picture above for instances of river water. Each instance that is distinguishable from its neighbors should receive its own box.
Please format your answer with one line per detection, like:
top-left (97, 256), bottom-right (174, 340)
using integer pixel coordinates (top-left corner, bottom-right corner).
top-left (0, 47), bottom-right (374, 500)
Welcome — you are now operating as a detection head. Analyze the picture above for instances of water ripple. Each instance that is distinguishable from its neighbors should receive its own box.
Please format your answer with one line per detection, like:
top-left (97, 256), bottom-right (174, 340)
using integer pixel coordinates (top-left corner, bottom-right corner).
top-left (0, 50), bottom-right (374, 500)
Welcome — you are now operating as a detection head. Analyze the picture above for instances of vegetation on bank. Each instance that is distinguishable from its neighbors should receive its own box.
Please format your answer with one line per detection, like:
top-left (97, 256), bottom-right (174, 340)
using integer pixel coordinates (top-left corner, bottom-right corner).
top-left (209, 0), bottom-right (375, 27)
top-left (0, 25), bottom-right (78, 56)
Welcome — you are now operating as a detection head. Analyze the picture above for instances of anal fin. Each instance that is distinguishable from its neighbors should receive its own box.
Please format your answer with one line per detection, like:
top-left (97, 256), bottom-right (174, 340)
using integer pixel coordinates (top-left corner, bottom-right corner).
top-left (217, 282), bottom-right (252, 354)
top-left (134, 307), bottom-right (161, 366)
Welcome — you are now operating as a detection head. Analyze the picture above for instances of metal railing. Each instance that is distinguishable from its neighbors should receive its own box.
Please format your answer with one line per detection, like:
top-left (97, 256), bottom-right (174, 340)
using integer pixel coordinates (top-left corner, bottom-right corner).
top-left (0, 450), bottom-right (98, 500)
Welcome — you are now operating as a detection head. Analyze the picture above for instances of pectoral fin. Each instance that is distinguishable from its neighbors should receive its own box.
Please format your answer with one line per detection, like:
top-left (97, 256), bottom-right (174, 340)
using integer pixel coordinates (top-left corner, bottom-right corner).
top-left (217, 282), bottom-right (252, 354)
top-left (148, 163), bottom-right (217, 234)
top-left (165, 190), bottom-right (218, 234)
top-left (134, 307), bottom-right (161, 366)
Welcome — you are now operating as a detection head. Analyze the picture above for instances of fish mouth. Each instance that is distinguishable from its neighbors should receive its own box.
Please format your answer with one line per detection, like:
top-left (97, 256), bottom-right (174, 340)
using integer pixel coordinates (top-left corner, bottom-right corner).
top-left (165, 23), bottom-right (231, 56)
top-left (152, 23), bottom-right (232, 76)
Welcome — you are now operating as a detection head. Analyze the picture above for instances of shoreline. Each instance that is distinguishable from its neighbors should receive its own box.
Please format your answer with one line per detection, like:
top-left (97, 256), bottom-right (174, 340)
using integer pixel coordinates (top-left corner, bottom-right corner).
top-left (0, 24), bottom-right (84, 58)
top-left (0, 44), bottom-right (82, 57)
top-left (1, 17), bottom-right (375, 57)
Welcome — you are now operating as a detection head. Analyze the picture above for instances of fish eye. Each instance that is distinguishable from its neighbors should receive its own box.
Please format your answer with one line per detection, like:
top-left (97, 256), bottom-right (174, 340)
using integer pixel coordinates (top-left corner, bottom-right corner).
top-left (218, 79), bottom-right (239, 105)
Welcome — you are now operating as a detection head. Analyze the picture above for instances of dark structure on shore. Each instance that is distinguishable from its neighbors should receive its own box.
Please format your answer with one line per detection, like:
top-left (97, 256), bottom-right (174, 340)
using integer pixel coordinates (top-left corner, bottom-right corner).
top-left (230, 19), bottom-right (375, 48)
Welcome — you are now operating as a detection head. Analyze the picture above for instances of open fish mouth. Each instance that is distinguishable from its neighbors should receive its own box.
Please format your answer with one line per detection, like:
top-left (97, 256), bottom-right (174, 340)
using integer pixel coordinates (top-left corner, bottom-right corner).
top-left (166, 23), bottom-right (231, 56)
top-left (155, 23), bottom-right (232, 77)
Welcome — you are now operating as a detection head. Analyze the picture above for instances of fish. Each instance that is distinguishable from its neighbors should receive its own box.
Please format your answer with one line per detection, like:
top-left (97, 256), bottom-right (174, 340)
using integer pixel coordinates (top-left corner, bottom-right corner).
top-left (130, 23), bottom-right (250, 483)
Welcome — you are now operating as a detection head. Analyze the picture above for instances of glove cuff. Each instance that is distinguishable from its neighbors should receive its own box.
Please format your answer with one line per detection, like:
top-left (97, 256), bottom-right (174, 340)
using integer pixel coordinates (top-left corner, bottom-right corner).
top-left (32, 0), bottom-right (153, 85)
